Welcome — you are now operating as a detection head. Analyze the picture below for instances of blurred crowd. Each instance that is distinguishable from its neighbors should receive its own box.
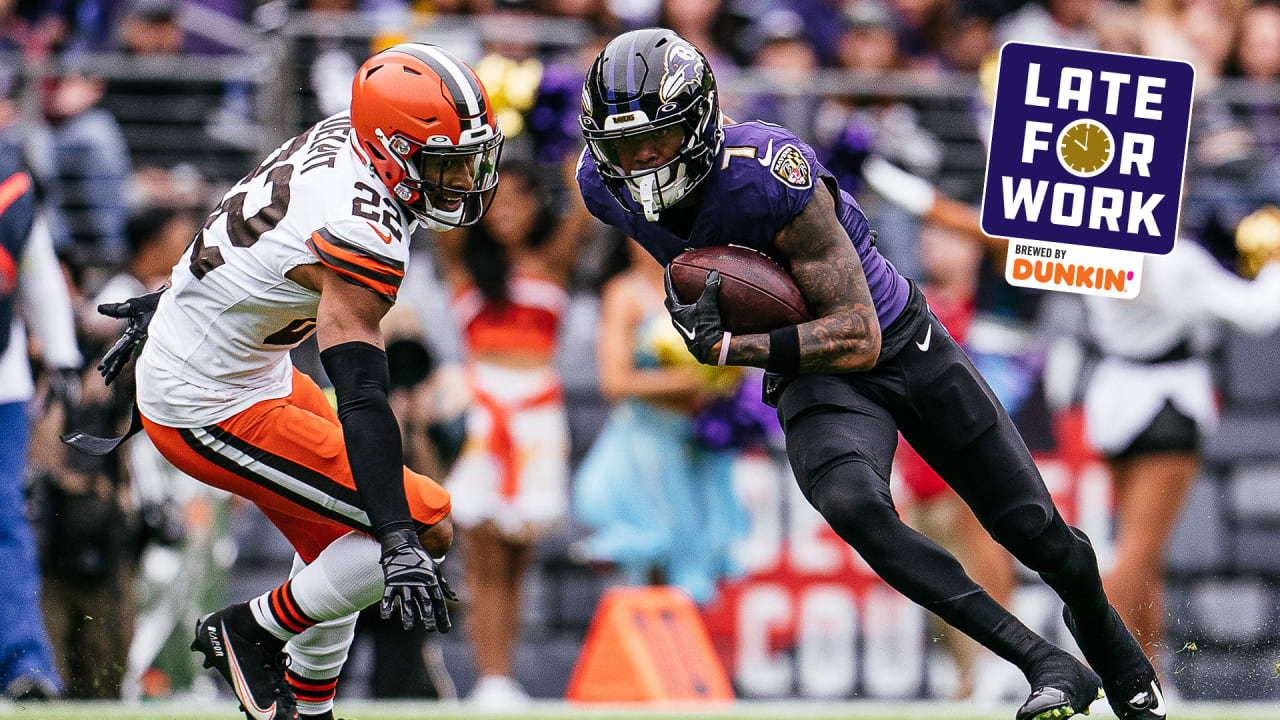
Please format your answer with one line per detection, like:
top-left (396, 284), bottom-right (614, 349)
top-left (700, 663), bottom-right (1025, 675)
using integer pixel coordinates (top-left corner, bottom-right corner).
top-left (3, 0), bottom-right (1280, 708)
top-left (6, 0), bottom-right (1280, 271)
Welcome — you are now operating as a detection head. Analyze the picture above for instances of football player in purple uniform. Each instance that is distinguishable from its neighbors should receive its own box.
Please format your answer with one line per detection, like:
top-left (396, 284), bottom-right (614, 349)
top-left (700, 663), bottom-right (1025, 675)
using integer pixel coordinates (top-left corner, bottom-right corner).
top-left (576, 28), bottom-right (1164, 720)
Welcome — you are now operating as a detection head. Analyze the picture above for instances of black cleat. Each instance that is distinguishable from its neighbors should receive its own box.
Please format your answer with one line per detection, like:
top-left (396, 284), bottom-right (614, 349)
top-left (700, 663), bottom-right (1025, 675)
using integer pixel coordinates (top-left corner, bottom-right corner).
top-left (1117, 679), bottom-right (1168, 719)
top-left (191, 605), bottom-right (299, 720)
top-left (1016, 650), bottom-right (1103, 720)
top-left (1064, 605), bottom-right (1166, 719)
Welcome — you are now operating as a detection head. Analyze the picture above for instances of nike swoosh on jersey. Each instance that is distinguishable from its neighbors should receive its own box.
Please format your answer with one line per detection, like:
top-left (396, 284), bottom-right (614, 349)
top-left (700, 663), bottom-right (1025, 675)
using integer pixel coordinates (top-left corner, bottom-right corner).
top-left (224, 624), bottom-right (278, 720)
top-left (366, 222), bottom-right (394, 244)
top-left (672, 319), bottom-right (697, 341)
top-left (916, 323), bottom-right (932, 351)
top-left (757, 139), bottom-right (774, 166)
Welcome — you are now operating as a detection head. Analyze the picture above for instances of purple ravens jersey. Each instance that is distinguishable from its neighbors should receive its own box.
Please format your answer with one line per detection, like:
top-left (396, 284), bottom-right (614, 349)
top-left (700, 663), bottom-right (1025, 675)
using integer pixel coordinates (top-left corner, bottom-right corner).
top-left (577, 120), bottom-right (909, 329)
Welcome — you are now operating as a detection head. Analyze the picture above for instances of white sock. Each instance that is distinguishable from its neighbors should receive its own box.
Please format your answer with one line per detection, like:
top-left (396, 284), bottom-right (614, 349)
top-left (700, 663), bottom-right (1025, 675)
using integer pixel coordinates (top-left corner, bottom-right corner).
top-left (249, 531), bottom-right (384, 642)
top-left (279, 553), bottom-right (359, 716)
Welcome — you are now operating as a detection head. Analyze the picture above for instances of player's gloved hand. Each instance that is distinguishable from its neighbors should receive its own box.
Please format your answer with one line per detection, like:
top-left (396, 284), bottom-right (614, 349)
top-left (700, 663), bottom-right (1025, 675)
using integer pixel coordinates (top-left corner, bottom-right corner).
top-left (664, 266), bottom-right (725, 364)
top-left (97, 286), bottom-right (167, 385)
top-left (377, 526), bottom-right (457, 633)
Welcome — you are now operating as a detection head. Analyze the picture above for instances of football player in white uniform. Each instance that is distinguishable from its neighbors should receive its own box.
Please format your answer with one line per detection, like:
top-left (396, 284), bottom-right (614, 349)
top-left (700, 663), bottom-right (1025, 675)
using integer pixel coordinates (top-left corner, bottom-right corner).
top-left (89, 44), bottom-right (501, 720)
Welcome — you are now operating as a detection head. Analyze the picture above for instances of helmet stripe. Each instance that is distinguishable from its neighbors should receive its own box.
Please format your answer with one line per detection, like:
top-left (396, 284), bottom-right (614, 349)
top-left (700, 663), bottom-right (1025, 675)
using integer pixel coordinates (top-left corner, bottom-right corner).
top-left (624, 32), bottom-right (641, 111)
top-left (625, 33), bottom-right (637, 96)
top-left (607, 36), bottom-right (626, 103)
top-left (391, 44), bottom-right (486, 130)
top-left (418, 45), bottom-right (487, 125)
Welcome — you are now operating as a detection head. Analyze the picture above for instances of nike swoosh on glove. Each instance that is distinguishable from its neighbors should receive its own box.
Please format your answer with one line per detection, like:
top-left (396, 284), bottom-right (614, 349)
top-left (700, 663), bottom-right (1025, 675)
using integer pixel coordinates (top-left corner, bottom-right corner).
top-left (664, 266), bottom-right (725, 364)
top-left (97, 286), bottom-right (167, 385)
top-left (378, 527), bottom-right (458, 632)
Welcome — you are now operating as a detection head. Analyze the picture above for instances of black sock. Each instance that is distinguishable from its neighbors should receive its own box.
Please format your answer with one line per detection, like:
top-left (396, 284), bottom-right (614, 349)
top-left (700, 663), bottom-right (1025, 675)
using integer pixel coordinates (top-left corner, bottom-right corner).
top-left (925, 589), bottom-right (1056, 675)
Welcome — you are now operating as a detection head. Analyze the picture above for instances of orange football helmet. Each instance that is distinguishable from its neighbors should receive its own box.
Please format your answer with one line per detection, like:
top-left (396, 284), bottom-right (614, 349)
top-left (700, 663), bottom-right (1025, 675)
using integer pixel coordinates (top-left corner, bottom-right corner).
top-left (350, 43), bottom-right (503, 230)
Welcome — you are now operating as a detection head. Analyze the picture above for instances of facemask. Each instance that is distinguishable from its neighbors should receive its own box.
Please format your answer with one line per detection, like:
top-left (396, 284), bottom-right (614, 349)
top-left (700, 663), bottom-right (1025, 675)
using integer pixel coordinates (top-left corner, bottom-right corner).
top-left (625, 163), bottom-right (690, 221)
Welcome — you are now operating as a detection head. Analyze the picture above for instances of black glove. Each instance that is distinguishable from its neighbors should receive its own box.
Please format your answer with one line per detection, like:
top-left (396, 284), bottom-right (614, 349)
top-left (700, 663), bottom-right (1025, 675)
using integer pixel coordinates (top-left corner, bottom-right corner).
top-left (663, 266), bottom-right (725, 363)
top-left (45, 367), bottom-right (82, 411)
top-left (97, 287), bottom-right (166, 386)
top-left (377, 526), bottom-right (457, 632)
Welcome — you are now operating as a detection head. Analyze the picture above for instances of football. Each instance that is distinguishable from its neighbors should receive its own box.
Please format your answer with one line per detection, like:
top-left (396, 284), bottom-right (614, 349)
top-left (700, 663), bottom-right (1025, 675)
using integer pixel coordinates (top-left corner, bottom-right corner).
top-left (668, 246), bottom-right (812, 335)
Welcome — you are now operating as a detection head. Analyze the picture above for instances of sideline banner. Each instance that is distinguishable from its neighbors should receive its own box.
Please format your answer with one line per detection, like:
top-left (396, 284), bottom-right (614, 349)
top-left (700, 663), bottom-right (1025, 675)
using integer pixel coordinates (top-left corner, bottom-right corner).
top-left (701, 433), bottom-right (1113, 699)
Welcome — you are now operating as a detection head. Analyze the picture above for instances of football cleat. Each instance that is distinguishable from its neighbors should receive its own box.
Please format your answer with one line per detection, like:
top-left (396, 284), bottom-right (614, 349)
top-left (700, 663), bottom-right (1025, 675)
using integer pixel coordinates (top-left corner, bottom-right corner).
top-left (1064, 605), bottom-right (1166, 719)
top-left (191, 606), bottom-right (298, 720)
top-left (1016, 650), bottom-right (1103, 720)
top-left (1121, 679), bottom-right (1168, 719)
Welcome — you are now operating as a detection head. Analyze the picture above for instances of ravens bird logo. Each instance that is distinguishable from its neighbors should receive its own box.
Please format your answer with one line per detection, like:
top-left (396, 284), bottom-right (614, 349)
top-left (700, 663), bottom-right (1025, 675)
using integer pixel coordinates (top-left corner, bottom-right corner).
top-left (659, 43), bottom-right (704, 104)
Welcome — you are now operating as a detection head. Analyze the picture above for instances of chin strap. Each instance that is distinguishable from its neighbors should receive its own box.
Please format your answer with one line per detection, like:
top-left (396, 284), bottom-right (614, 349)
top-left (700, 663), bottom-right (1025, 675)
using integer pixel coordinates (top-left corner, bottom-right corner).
top-left (636, 174), bottom-right (661, 222)
top-left (421, 214), bottom-right (453, 233)
top-left (412, 199), bottom-right (466, 233)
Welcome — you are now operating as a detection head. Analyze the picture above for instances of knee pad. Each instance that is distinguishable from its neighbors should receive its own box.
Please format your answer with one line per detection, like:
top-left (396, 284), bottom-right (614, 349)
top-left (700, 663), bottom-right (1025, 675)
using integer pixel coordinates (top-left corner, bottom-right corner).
top-left (780, 383), bottom-right (897, 502)
top-left (991, 504), bottom-right (1070, 571)
top-left (808, 461), bottom-right (899, 546)
top-left (994, 506), bottom-right (1100, 576)
top-left (991, 504), bottom-right (1052, 545)
top-left (789, 426), bottom-right (894, 507)
top-left (1069, 524), bottom-right (1095, 550)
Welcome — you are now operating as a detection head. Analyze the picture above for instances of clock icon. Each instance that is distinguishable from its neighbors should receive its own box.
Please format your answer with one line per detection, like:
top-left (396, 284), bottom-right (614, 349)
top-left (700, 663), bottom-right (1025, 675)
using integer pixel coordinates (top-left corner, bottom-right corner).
top-left (1057, 119), bottom-right (1114, 178)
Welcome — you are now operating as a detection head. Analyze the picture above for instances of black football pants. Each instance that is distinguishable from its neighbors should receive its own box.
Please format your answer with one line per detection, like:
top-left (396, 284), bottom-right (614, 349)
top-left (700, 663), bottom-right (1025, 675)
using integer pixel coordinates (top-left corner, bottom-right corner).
top-left (775, 284), bottom-right (1110, 665)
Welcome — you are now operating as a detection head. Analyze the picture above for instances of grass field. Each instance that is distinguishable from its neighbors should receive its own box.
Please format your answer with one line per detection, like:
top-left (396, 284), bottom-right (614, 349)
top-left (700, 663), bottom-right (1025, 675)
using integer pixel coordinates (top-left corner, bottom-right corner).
top-left (1, 700), bottom-right (1277, 720)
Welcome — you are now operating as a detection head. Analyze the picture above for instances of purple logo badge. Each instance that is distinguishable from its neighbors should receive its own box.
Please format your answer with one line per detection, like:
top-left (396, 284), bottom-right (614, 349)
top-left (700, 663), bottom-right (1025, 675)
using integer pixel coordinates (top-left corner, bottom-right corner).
top-left (980, 43), bottom-right (1194, 255)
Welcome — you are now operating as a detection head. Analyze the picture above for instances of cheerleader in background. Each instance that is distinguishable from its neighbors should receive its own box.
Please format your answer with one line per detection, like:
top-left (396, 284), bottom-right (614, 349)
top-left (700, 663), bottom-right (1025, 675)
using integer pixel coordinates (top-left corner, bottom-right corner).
top-left (436, 157), bottom-right (590, 709)
top-left (1082, 207), bottom-right (1280, 669)
top-left (573, 239), bottom-right (758, 605)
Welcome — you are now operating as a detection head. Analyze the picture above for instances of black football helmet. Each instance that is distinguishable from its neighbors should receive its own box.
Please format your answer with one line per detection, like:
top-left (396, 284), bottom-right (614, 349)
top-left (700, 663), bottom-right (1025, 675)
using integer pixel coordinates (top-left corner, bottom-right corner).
top-left (580, 28), bottom-right (723, 220)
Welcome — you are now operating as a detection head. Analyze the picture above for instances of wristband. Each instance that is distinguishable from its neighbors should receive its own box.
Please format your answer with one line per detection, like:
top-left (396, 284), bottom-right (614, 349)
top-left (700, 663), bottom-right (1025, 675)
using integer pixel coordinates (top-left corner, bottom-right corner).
top-left (716, 332), bottom-right (732, 366)
top-left (766, 326), bottom-right (800, 375)
top-left (376, 523), bottom-right (420, 554)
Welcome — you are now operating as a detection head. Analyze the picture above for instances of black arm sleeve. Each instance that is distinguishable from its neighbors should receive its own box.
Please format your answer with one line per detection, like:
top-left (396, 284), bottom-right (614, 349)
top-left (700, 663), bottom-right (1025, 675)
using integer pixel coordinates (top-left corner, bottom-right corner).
top-left (319, 341), bottom-right (413, 539)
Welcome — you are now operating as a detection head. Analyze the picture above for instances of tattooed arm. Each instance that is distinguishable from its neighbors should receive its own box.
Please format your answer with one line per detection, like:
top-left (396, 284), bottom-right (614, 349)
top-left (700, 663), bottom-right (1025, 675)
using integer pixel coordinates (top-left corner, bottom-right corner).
top-left (713, 183), bottom-right (881, 373)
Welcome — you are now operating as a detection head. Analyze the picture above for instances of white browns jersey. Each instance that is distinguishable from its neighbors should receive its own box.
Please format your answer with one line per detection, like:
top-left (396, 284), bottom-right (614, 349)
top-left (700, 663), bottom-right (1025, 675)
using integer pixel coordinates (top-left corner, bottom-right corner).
top-left (138, 112), bottom-right (413, 428)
